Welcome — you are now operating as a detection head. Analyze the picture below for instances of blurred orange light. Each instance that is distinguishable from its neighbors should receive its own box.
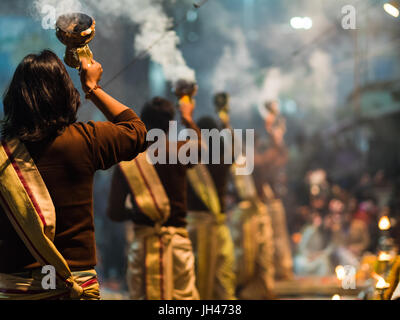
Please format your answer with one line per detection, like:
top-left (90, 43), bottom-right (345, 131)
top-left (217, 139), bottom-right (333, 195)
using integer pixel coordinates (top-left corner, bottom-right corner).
top-left (378, 251), bottom-right (392, 262)
top-left (372, 273), bottom-right (390, 289)
top-left (378, 216), bottom-right (391, 231)
top-left (335, 265), bottom-right (345, 281)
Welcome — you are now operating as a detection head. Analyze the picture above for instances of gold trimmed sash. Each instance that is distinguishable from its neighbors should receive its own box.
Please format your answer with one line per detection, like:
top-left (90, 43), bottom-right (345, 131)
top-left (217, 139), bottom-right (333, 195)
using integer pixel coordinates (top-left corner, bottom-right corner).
top-left (0, 138), bottom-right (97, 299)
top-left (119, 151), bottom-right (170, 224)
top-left (187, 164), bottom-right (222, 220)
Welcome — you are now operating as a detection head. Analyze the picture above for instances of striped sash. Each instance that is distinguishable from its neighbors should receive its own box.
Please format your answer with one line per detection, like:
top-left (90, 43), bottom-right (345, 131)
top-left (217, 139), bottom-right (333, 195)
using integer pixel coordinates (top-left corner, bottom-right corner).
top-left (119, 151), bottom-right (170, 225)
top-left (0, 138), bottom-right (98, 299)
top-left (120, 151), bottom-right (176, 299)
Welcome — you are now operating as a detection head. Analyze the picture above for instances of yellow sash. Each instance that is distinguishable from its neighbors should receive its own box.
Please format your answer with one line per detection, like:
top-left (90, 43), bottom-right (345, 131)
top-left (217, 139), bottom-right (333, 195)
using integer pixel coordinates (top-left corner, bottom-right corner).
top-left (0, 139), bottom-right (94, 299)
top-left (384, 256), bottom-right (400, 300)
top-left (119, 151), bottom-right (170, 225)
top-left (187, 164), bottom-right (222, 220)
top-left (187, 164), bottom-right (229, 299)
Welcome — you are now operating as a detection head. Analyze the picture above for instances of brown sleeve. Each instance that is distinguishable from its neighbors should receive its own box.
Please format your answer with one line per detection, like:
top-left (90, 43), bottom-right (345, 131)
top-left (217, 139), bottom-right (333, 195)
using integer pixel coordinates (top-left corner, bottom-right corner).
top-left (106, 166), bottom-right (132, 222)
top-left (85, 109), bottom-right (148, 170)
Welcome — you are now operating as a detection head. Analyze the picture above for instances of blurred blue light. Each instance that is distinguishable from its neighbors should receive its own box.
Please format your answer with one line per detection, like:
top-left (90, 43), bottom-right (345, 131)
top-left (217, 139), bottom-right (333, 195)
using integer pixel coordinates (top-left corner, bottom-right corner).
top-left (186, 10), bottom-right (198, 22)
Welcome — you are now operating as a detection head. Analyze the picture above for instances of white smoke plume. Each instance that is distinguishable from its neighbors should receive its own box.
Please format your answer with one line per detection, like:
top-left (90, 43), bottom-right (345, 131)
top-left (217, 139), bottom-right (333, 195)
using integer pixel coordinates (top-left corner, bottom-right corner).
top-left (32, 0), bottom-right (195, 83)
top-left (212, 33), bottom-right (338, 121)
top-left (210, 1), bottom-right (339, 122)
top-left (259, 68), bottom-right (294, 104)
top-left (212, 28), bottom-right (259, 117)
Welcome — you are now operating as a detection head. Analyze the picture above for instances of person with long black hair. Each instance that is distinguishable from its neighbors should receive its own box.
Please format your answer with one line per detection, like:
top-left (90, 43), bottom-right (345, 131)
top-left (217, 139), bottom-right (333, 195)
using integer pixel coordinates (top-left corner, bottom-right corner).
top-left (0, 50), bottom-right (147, 299)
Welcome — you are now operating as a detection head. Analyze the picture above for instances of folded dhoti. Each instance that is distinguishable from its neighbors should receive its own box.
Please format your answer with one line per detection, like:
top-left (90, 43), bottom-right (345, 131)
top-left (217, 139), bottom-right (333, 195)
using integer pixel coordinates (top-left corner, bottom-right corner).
top-left (126, 224), bottom-right (199, 300)
top-left (187, 211), bottom-right (236, 300)
top-left (229, 200), bottom-right (275, 299)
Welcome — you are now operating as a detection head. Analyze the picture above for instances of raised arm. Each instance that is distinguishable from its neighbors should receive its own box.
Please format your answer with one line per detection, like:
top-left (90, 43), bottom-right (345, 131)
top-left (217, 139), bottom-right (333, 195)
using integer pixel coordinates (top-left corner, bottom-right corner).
top-left (78, 57), bottom-right (148, 170)
top-left (80, 57), bottom-right (132, 120)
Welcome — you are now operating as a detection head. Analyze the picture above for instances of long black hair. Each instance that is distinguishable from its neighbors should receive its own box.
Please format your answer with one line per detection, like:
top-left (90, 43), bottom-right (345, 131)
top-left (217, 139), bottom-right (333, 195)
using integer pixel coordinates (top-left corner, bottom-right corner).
top-left (2, 50), bottom-right (80, 142)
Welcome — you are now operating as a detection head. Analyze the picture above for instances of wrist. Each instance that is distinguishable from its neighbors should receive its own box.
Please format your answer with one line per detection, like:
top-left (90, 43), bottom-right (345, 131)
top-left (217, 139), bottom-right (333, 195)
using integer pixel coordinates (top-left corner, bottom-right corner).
top-left (84, 83), bottom-right (102, 100)
top-left (82, 81), bottom-right (98, 94)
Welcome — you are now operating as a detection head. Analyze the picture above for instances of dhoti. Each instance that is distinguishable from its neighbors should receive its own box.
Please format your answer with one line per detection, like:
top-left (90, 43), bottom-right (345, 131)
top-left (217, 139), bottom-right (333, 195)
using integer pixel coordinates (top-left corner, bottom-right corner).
top-left (126, 225), bottom-right (199, 300)
top-left (187, 211), bottom-right (236, 300)
top-left (229, 200), bottom-right (275, 300)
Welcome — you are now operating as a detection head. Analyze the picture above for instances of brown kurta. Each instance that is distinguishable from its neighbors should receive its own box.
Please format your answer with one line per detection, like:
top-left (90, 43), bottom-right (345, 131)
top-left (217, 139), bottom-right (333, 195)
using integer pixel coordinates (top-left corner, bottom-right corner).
top-left (0, 109), bottom-right (147, 273)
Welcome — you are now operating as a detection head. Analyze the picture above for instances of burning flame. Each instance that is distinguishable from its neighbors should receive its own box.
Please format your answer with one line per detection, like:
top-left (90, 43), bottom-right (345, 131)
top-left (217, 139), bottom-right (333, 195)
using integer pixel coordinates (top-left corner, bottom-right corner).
top-left (332, 294), bottom-right (341, 300)
top-left (81, 26), bottom-right (94, 37)
top-left (378, 251), bottom-right (392, 262)
top-left (378, 216), bottom-right (391, 231)
top-left (335, 265), bottom-right (345, 281)
top-left (372, 273), bottom-right (390, 290)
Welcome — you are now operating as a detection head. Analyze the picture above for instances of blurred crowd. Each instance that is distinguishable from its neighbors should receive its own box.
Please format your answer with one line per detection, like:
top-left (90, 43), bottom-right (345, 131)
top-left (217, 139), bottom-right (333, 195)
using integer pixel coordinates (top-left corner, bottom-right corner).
top-left (290, 168), bottom-right (397, 276)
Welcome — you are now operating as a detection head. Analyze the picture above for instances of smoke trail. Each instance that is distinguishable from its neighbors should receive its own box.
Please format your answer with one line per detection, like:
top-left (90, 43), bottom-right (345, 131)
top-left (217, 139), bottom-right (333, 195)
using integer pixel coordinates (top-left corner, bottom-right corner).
top-left (212, 28), bottom-right (259, 116)
top-left (257, 50), bottom-right (337, 117)
top-left (259, 68), bottom-right (296, 104)
top-left (213, 28), bottom-right (337, 120)
top-left (209, 0), bottom-right (341, 120)
top-left (32, 0), bottom-right (195, 83)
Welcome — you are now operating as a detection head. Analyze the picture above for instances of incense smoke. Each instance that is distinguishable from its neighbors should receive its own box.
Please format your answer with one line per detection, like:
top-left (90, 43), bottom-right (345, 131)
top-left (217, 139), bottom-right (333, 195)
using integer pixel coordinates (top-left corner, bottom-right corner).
top-left (32, 0), bottom-right (195, 83)
top-left (210, 2), bottom-right (339, 124)
top-left (212, 28), bottom-right (259, 117)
